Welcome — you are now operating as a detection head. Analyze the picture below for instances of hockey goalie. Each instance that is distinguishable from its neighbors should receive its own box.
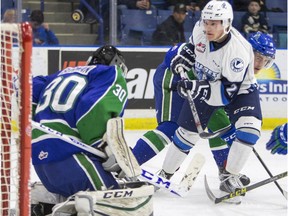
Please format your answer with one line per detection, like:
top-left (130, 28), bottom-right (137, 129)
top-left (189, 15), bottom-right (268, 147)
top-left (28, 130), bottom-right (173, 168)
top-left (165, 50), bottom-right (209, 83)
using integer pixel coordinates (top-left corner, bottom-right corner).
top-left (31, 45), bottom-right (154, 215)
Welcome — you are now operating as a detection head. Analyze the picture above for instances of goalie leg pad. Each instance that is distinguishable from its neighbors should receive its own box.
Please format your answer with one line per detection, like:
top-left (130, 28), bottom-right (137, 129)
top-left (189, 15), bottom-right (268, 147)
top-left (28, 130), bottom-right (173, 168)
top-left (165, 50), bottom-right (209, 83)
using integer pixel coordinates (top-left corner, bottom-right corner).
top-left (75, 183), bottom-right (154, 216)
top-left (31, 182), bottom-right (68, 216)
top-left (51, 196), bottom-right (77, 216)
top-left (75, 195), bottom-right (94, 216)
top-left (31, 182), bottom-right (66, 205)
top-left (106, 117), bottom-right (142, 177)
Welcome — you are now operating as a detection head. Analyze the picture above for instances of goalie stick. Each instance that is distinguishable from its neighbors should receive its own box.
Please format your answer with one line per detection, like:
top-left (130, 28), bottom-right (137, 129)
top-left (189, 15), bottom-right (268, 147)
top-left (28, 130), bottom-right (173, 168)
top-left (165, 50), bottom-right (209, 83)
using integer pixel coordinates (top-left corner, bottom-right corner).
top-left (32, 120), bottom-right (205, 197)
top-left (204, 171), bottom-right (288, 204)
top-left (139, 153), bottom-right (205, 197)
top-left (179, 69), bottom-right (231, 139)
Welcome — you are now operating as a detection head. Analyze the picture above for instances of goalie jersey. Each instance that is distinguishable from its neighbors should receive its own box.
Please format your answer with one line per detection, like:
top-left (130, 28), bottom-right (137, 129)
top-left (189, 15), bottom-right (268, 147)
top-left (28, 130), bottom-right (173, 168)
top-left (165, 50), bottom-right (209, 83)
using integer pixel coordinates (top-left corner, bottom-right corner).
top-left (190, 21), bottom-right (257, 106)
top-left (32, 65), bottom-right (128, 164)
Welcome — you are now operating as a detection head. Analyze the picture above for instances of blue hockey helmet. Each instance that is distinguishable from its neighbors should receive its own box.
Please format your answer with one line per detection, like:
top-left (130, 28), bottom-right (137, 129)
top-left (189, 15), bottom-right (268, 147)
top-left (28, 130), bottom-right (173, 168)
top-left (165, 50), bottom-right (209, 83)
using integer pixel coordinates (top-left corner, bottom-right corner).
top-left (249, 32), bottom-right (276, 67)
top-left (87, 45), bottom-right (128, 77)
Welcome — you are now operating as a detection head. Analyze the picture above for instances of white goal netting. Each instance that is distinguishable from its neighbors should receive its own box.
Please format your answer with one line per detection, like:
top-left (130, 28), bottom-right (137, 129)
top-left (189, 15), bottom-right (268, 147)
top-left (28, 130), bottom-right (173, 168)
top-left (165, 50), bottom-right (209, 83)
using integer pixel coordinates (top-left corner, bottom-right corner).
top-left (0, 23), bottom-right (32, 216)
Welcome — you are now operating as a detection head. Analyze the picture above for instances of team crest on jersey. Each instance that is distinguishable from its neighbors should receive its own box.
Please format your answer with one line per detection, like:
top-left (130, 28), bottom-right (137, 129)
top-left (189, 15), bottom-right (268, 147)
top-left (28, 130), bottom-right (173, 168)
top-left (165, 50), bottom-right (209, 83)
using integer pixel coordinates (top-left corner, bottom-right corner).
top-left (196, 42), bottom-right (206, 53)
top-left (230, 58), bottom-right (244, 72)
top-left (38, 151), bottom-right (48, 160)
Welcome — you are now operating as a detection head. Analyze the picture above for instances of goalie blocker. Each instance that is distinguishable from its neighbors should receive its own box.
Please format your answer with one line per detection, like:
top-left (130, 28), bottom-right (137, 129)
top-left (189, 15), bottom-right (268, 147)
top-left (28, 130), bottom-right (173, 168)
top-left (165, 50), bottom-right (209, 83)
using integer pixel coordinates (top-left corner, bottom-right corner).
top-left (102, 117), bottom-right (142, 178)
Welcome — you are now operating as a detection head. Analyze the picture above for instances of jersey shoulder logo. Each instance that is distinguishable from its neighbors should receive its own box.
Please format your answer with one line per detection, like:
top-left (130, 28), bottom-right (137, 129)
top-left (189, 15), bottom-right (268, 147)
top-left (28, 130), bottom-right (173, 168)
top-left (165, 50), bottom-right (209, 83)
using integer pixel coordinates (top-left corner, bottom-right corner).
top-left (196, 42), bottom-right (206, 53)
top-left (230, 58), bottom-right (244, 72)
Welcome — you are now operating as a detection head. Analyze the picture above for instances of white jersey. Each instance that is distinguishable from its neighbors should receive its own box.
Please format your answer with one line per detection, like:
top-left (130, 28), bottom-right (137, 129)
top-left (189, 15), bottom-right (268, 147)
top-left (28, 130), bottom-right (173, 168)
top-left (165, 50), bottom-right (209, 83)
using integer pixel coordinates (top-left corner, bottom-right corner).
top-left (189, 21), bottom-right (256, 106)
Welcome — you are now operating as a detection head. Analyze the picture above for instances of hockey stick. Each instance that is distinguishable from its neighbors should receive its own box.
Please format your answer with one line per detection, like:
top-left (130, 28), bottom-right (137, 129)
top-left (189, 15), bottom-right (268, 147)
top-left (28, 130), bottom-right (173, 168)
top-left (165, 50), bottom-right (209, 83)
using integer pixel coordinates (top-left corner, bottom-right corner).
top-left (139, 152), bottom-right (205, 197)
top-left (253, 148), bottom-right (287, 199)
top-left (204, 171), bottom-right (288, 204)
top-left (32, 120), bottom-right (204, 197)
top-left (179, 69), bottom-right (231, 139)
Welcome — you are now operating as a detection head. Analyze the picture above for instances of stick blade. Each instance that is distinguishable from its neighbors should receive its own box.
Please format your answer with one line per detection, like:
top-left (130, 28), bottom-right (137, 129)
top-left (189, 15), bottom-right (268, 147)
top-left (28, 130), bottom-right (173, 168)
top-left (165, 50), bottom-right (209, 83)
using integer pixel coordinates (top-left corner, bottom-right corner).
top-left (204, 175), bottom-right (242, 205)
top-left (282, 189), bottom-right (288, 200)
top-left (175, 153), bottom-right (205, 196)
top-left (199, 126), bottom-right (231, 139)
top-left (204, 175), bottom-right (217, 203)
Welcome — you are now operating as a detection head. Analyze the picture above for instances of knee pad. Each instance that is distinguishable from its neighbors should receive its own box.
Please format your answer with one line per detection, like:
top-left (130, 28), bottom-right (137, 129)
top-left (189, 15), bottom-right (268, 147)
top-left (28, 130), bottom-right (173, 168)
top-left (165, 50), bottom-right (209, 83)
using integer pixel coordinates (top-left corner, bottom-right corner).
top-left (132, 121), bottom-right (179, 165)
top-left (173, 127), bottom-right (199, 151)
top-left (156, 121), bottom-right (179, 142)
top-left (235, 116), bottom-right (261, 145)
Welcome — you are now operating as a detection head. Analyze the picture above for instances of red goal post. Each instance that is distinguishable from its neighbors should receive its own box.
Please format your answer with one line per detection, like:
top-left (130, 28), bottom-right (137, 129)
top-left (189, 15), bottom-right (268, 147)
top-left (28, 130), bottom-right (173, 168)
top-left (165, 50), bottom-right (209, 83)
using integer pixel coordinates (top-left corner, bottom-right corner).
top-left (0, 22), bottom-right (32, 216)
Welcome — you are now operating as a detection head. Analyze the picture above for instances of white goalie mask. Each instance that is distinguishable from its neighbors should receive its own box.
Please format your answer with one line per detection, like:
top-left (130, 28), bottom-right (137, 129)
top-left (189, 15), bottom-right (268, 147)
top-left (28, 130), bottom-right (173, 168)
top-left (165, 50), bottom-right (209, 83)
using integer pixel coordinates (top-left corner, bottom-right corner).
top-left (201, 0), bottom-right (234, 34)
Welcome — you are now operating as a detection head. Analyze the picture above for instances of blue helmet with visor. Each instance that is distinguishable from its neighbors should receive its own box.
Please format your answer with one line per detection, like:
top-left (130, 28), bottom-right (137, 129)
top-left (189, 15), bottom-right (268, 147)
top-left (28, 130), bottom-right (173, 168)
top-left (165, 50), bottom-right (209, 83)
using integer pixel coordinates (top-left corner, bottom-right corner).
top-left (248, 32), bottom-right (276, 68)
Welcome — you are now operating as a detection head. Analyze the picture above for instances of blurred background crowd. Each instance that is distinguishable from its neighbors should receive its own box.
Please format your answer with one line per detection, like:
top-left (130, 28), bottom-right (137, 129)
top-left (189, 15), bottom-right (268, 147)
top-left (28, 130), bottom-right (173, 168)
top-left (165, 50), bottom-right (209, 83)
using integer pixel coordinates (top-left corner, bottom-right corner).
top-left (1, 0), bottom-right (287, 48)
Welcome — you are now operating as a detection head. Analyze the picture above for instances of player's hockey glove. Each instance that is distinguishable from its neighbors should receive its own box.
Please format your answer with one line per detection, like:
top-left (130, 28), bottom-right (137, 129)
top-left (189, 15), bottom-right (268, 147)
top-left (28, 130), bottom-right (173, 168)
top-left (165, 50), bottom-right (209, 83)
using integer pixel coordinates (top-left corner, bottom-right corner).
top-left (100, 142), bottom-right (121, 173)
top-left (266, 123), bottom-right (287, 155)
top-left (177, 79), bottom-right (210, 100)
top-left (220, 125), bottom-right (236, 146)
top-left (167, 43), bottom-right (196, 75)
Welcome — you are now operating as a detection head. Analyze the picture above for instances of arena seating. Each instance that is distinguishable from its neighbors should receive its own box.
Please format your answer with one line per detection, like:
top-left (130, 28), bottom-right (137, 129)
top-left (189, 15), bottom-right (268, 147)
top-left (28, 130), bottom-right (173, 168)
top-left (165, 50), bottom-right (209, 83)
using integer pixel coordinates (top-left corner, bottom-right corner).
top-left (119, 9), bottom-right (158, 45)
top-left (119, 9), bottom-right (202, 45)
top-left (265, 0), bottom-right (287, 12)
top-left (2, 1), bottom-right (286, 46)
top-left (232, 11), bottom-right (246, 32)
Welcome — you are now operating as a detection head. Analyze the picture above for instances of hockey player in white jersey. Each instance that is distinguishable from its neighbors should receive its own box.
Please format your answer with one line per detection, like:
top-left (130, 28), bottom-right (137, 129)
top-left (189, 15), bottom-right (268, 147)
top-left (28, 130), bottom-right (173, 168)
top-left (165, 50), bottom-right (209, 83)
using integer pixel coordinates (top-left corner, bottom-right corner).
top-left (160, 0), bottom-right (264, 198)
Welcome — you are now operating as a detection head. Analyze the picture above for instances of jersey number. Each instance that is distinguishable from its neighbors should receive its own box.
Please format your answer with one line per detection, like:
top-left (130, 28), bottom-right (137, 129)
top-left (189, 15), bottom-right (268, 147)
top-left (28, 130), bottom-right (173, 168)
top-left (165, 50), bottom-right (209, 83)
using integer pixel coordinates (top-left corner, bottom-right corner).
top-left (113, 84), bottom-right (126, 102)
top-left (226, 83), bottom-right (238, 97)
top-left (36, 75), bottom-right (87, 113)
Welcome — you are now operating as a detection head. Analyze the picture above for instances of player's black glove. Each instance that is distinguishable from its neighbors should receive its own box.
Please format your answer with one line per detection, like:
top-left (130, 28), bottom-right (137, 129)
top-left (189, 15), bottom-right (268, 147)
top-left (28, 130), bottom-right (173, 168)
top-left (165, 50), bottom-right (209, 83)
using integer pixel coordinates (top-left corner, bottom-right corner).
top-left (177, 79), bottom-right (210, 100)
top-left (169, 43), bottom-right (196, 75)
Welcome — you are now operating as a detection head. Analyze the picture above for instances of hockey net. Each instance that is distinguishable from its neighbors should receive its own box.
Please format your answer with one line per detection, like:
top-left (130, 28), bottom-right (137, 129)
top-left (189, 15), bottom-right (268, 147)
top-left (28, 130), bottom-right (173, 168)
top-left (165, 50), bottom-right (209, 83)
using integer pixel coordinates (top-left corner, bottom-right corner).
top-left (0, 23), bottom-right (32, 216)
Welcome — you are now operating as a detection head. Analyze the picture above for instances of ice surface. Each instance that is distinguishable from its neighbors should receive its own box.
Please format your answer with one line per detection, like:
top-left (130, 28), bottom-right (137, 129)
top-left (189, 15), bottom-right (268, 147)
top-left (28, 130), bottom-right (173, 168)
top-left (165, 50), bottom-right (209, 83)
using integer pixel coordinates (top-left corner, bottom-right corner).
top-left (31, 130), bottom-right (288, 216)
top-left (130, 130), bottom-right (288, 216)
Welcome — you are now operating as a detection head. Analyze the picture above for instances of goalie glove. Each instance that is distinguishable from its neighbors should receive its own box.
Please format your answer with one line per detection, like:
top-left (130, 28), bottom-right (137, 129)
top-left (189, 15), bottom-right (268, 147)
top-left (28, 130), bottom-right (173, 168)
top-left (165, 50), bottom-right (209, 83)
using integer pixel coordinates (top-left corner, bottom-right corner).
top-left (177, 79), bottom-right (210, 101)
top-left (266, 123), bottom-right (287, 155)
top-left (165, 43), bottom-right (196, 75)
top-left (101, 143), bottom-right (121, 173)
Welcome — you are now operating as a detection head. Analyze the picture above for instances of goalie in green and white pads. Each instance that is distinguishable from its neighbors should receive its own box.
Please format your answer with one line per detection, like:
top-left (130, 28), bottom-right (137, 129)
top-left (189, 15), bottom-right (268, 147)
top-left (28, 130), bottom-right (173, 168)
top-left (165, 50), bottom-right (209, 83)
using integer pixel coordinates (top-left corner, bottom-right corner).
top-left (31, 45), bottom-right (153, 215)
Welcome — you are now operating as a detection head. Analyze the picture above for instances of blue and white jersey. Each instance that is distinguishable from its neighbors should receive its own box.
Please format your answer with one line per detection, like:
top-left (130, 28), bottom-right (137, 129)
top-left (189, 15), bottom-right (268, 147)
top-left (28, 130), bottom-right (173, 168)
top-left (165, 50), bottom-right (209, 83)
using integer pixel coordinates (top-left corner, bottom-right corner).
top-left (189, 21), bottom-right (256, 106)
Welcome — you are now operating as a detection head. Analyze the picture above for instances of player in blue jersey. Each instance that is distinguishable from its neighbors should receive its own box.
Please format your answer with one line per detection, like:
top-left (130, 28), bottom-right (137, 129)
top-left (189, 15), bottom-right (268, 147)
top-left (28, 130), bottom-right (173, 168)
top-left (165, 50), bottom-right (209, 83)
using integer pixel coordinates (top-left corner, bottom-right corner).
top-left (31, 45), bottom-right (153, 216)
top-left (132, 43), bottom-right (196, 167)
top-left (266, 123), bottom-right (287, 155)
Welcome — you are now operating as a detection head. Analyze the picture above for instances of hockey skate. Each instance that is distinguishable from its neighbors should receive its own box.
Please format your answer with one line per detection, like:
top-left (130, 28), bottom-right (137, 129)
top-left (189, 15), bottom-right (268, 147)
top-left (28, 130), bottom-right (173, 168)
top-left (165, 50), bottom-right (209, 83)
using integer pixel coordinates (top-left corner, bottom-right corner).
top-left (219, 168), bottom-right (250, 186)
top-left (219, 170), bottom-right (245, 204)
top-left (158, 169), bottom-right (174, 180)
